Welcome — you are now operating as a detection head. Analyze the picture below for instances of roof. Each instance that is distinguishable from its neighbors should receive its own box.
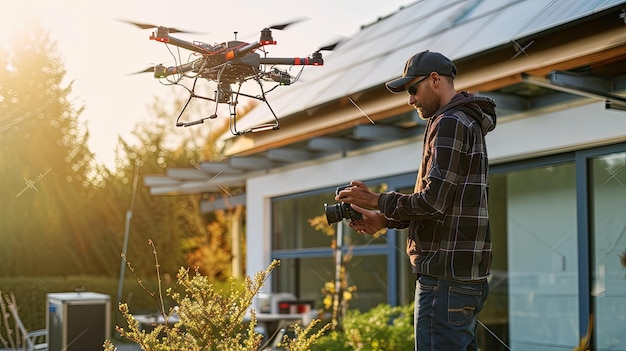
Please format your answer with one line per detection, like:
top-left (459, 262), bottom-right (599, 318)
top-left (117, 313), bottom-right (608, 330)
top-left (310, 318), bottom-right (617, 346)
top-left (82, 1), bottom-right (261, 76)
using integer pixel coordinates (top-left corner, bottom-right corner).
top-left (224, 0), bottom-right (626, 133)
top-left (145, 0), bottom-right (626, 197)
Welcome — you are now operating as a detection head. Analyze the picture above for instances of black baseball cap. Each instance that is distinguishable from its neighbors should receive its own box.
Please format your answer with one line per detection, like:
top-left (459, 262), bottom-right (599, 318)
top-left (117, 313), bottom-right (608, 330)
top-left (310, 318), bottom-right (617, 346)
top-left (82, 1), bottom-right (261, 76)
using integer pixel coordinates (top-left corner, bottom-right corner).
top-left (385, 50), bottom-right (457, 93)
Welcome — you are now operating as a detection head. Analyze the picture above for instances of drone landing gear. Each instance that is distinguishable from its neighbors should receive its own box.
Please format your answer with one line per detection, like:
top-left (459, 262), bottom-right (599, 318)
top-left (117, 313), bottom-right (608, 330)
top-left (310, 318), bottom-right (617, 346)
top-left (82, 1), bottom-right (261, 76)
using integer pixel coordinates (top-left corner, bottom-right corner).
top-left (175, 67), bottom-right (280, 135)
top-left (175, 77), bottom-right (218, 127)
top-left (176, 114), bottom-right (217, 127)
top-left (229, 75), bottom-right (279, 135)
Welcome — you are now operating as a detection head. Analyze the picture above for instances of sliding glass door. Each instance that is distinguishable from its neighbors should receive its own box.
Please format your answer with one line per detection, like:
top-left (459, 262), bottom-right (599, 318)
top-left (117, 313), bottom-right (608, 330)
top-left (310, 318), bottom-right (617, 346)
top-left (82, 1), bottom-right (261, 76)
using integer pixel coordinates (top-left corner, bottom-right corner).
top-left (589, 151), bottom-right (626, 350)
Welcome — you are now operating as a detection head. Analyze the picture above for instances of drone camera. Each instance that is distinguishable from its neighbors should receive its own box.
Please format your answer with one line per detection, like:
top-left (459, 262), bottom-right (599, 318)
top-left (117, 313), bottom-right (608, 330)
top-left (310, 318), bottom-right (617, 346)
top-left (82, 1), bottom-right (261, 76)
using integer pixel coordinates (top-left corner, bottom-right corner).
top-left (216, 81), bottom-right (233, 103)
top-left (269, 69), bottom-right (291, 86)
top-left (217, 90), bottom-right (232, 103)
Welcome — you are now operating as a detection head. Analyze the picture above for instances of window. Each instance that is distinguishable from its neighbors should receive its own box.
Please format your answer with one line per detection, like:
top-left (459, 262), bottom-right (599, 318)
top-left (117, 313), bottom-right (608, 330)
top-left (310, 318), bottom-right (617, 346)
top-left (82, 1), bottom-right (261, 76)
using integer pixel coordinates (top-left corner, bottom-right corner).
top-left (267, 144), bottom-right (626, 351)
top-left (273, 255), bottom-right (388, 312)
top-left (589, 151), bottom-right (626, 350)
top-left (271, 183), bottom-right (392, 312)
top-left (483, 161), bottom-right (579, 350)
top-left (272, 190), bottom-right (335, 250)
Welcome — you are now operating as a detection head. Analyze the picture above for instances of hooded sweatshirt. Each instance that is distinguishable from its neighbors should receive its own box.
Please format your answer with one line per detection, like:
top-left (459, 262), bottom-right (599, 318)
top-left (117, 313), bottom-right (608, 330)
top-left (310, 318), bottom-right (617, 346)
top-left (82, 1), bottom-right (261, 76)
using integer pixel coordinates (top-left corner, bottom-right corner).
top-left (379, 92), bottom-right (497, 280)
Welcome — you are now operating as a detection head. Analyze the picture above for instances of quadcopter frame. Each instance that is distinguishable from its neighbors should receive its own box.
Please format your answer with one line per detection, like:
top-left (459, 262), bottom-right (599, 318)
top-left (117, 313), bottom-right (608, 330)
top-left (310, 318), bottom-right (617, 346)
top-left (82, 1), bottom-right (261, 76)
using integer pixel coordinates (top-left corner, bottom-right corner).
top-left (146, 25), bottom-right (324, 135)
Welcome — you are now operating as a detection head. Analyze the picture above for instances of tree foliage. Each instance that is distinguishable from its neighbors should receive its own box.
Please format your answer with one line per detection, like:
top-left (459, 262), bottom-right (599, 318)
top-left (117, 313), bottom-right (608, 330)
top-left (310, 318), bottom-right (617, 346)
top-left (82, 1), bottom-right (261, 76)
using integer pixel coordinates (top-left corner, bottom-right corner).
top-left (108, 97), bottom-right (211, 278)
top-left (0, 21), bottom-right (237, 281)
top-left (0, 21), bottom-right (101, 276)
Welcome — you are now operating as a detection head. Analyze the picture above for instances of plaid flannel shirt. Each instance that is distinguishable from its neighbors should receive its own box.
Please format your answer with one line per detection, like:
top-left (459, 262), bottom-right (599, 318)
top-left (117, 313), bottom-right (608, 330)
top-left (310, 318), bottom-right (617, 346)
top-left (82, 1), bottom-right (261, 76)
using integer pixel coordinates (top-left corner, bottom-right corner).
top-left (379, 92), bottom-right (497, 280)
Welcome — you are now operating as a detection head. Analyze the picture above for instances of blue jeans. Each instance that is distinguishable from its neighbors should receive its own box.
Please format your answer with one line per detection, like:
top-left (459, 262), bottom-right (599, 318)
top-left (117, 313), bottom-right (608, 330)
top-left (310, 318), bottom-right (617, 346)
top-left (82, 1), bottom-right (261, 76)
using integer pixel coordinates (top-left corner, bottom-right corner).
top-left (414, 274), bottom-right (489, 351)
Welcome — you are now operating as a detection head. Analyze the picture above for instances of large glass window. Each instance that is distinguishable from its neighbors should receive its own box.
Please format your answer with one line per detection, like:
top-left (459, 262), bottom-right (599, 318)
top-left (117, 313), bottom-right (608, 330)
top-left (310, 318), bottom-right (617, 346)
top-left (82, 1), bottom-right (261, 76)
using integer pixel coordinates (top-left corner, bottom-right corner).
top-left (272, 188), bottom-right (387, 251)
top-left (272, 191), bottom-right (335, 250)
top-left (267, 144), bottom-right (626, 350)
top-left (485, 162), bottom-right (579, 351)
top-left (271, 183), bottom-right (391, 312)
top-left (589, 151), bottom-right (626, 350)
top-left (479, 173), bottom-right (510, 350)
top-left (273, 254), bottom-right (388, 312)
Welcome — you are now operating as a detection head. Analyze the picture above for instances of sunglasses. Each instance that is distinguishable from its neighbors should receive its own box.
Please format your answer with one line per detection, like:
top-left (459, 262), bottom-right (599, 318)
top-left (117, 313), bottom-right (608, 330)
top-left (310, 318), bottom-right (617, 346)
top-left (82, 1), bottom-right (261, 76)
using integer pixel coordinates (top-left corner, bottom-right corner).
top-left (407, 75), bottom-right (429, 96)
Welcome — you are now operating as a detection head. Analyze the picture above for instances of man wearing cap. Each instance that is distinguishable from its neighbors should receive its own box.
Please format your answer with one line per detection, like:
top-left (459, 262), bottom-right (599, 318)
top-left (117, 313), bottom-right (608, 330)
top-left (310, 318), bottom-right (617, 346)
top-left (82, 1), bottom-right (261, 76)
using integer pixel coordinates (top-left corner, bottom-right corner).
top-left (336, 50), bottom-right (497, 350)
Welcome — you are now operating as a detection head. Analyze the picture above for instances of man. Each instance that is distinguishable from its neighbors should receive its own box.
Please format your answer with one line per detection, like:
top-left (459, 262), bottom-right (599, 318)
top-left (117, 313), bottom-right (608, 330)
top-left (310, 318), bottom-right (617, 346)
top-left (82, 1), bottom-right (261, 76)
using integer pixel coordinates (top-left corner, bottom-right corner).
top-left (336, 50), bottom-right (496, 350)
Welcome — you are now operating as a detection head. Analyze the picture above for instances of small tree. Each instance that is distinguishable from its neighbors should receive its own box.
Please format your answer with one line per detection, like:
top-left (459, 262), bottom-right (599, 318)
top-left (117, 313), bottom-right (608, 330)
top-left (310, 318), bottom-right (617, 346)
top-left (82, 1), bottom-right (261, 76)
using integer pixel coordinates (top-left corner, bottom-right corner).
top-left (0, 20), bottom-right (100, 276)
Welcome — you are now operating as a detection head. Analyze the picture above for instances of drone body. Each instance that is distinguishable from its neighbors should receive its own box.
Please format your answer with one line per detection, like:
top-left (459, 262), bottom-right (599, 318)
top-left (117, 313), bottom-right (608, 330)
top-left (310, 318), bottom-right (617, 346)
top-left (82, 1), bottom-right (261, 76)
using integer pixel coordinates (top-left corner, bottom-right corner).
top-left (129, 21), bottom-right (328, 134)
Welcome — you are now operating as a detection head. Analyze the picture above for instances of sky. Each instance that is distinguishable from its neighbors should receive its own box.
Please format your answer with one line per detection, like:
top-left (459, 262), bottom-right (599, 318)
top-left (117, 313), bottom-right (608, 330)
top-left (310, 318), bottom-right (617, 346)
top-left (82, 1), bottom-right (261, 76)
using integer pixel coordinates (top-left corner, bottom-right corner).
top-left (0, 0), bottom-right (411, 169)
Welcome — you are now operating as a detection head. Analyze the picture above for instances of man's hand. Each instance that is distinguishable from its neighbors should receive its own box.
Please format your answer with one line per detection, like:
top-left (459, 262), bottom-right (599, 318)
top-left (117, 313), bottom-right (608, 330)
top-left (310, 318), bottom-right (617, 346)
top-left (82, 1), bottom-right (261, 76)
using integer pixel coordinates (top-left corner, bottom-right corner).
top-left (348, 204), bottom-right (388, 235)
top-left (335, 180), bottom-right (380, 209)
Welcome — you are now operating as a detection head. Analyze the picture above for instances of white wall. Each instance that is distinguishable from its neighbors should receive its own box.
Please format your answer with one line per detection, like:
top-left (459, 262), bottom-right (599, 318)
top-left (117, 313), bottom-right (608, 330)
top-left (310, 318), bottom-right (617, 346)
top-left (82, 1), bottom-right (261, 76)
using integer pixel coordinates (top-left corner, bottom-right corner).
top-left (246, 138), bottom-right (423, 287)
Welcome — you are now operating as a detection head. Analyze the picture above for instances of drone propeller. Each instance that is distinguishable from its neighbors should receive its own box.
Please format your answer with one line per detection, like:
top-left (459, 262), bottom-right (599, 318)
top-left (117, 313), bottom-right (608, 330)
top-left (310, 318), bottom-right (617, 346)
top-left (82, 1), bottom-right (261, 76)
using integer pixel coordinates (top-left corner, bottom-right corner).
top-left (315, 37), bottom-right (344, 53)
top-left (127, 64), bottom-right (165, 76)
top-left (117, 19), bottom-right (203, 34)
top-left (267, 17), bottom-right (310, 30)
top-left (128, 66), bottom-right (155, 75)
top-left (240, 17), bottom-right (310, 41)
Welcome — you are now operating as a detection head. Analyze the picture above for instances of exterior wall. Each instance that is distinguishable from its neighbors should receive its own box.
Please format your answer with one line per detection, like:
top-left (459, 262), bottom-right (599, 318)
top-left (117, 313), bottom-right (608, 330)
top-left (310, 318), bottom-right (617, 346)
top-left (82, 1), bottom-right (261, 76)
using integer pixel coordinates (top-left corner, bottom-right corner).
top-left (487, 102), bottom-right (626, 163)
top-left (247, 100), bottom-right (626, 279)
top-left (246, 135), bottom-right (423, 289)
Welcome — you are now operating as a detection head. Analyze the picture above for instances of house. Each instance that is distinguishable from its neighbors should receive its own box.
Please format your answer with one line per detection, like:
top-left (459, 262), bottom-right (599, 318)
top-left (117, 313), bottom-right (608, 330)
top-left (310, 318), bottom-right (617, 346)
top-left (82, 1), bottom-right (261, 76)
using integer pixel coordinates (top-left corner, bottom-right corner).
top-left (145, 0), bottom-right (626, 349)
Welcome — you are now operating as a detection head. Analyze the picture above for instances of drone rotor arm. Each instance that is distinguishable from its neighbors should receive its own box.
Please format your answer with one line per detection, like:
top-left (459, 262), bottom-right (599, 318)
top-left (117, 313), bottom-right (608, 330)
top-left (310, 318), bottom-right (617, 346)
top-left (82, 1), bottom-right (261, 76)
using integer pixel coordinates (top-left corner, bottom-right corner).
top-left (150, 31), bottom-right (210, 54)
top-left (155, 58), bottom-right (206, 78)
top-left (259, 55), bottom-right (323, 66)
top-left (224, 40), bottom-right (273, 61)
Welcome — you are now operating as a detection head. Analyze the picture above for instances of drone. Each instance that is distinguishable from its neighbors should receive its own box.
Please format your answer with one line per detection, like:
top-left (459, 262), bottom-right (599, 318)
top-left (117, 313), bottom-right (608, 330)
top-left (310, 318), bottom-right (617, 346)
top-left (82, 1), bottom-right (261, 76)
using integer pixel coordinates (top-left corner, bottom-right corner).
top-left (126, 20), bottom-right (333, 135)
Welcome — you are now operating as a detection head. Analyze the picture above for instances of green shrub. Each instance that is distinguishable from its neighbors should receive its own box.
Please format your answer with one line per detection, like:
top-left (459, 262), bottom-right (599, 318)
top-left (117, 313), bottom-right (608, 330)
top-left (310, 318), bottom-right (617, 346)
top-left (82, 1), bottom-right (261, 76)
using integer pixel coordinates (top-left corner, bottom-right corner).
top-left (105, 259), bottom-right (330, 351)
top-left (312, 303), bottom-right (414, 351)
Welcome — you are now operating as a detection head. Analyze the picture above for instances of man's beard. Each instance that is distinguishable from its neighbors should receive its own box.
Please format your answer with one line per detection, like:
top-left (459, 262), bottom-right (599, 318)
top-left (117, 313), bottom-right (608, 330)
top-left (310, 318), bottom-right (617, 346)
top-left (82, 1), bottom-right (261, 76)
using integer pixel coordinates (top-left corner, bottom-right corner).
top-left (416, 105), bottom-right (434, 120)
top-left (415, 92), bottom-right (438, 119)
